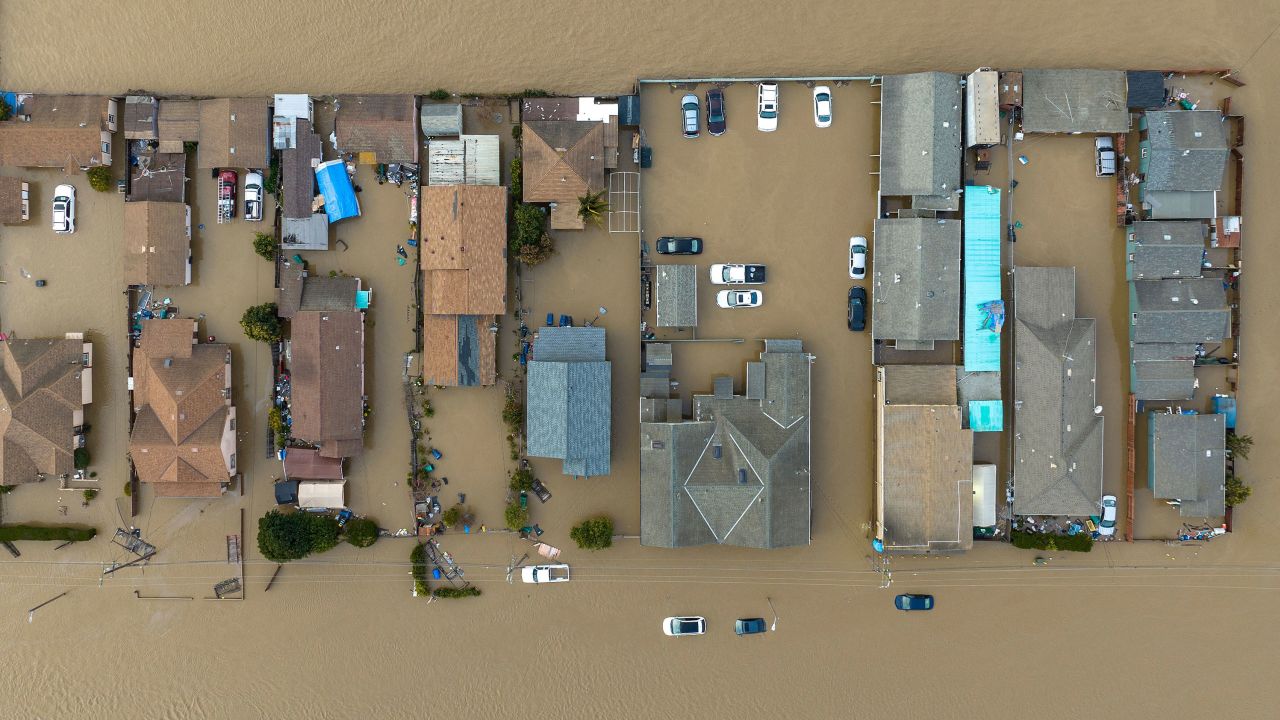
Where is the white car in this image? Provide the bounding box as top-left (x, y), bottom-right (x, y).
top-left (662, 616), bottom-right (706, 637)
top-left (716, 289), bottom-right (763, 309)
top-left (1097, 495), bottom-right (1118, 537)
top-left (51, 184), bottom-right (75, 234)
top-left (1095, 136), bottom-right (1117, 177)
top-left (680, 94), bottom-right (700, 139)
top-left (813, 85), bottom-right (833, 128)
top-left (709, 264), bottom-right (767, 285)
top-left (849, 236), bottom-right (867, 279)
top-left (520, 564), bottom-right (570, 584)
top-left (244, 171), bottom-right (264, 221)
top-left (757, 82), bottom-right (779, 132)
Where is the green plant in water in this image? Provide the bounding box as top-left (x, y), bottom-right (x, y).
top-left (253, 232), bottom-right (276, 261)
top-left (1226, 433), bottom-right (1253, 461)
top-left (576, 189), bottom-right (609, 227)
top-left (1226, 473), bottom-right (1252, 507)
top-left (504, 502), bottom-right (529, 531)
top-left (86, 166), bottom-right (112, 192)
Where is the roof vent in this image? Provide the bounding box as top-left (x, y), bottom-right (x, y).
top-left (713, 445), bottom-right (722, 460)
top-left (163, 358), bottom-right (173, 367)
top-left (738, 469), bottom-right (747, 484)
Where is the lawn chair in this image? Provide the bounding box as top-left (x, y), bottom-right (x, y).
top-left (546, 313), bottom-right (555, 326)
top-left (559, 314), bottom-right (572, 327)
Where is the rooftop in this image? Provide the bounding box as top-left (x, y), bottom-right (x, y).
top-left (1144, 110), bottom-right (1229, 192)
top-left (1130, 278), bottom-right (1230, 344)
top-left (197, 98), bottom-right (269, 169)
top-left (1127, 221), bottom-right (1206, 280)
top-left (289, 311), bottom-right (365, 458)
top-left (127, 151), bottom-right (187, 203)
top-left (336, 95), bottom-right (419, 164)
top-left (0, 176), bottom-right (29, 224)
top-left (654, 264), bottom-right (698, 327)
top-left (878, 72), bottom-right (963, 197)
top-left (123, 95), bottom-right (158, 140)
top-left (1021, 69), bottom-right (1129, 133)
top-left (871, 217), bottom-right (962, 344)
top-left (0, 336), bottom-right (90, 485)
top-left (276, 269), bottom-right (361, 320)
top-left (527, 327), bottom-right (610, 477)
top-left (282, 119), bottom-right (323, 219)
top-left (157, 99), bottom-right (200, 153)
top-left (123, 202), bottom-right (191, 287)
top-left (427, 135), bottom-right (500, 185)
top-left (420, 103), bottom-right (463, 137)
top-left (283, 447), bottom-right (344, 481)
top-left (521, 120), bottom-right (606, 230)
top-left (1131, 343), bottom-right (1198, 401)
top-left (1148, 412), bottom-right (1226, 518)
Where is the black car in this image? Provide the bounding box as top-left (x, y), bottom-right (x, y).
top-left (848, 286), bottom-right (867, 331)
top-left (706, 89), bottom-right (727, 136)
top-left (657, 236), bottom-right (703, 255)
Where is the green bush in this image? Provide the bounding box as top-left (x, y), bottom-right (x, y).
top-left (240, 303), bottom-right (282, 342)
top-left (511, 124), bottom-right (523, 143)
top-left (258, 510), bottom-right (313, 562)
top-left (509, 467), bottom-right (534, 492)
top-left (264, 155), bottom-right (281, 196)
top-left (1011, 530), bottom-right (1092, 552)
top-left (520, 89), bottom-right (551, 98)
top-left (82, 488), bottom-right (98, 503)
top-left (427, 89), bottom-right (451, 101)
top-left (0, 484), bottom-right (15, 495)
top-left (509, 157), bottom-right (522, 199)
top-left (1226, 473), bottom-right (1251, 507)
top-left (86, 166), bottom-right (112, 192)
top-left (501, 394), bottom-right (523, 431)
top-left (504, 501), bottom-right (529, 531)
top-left (570, 516), bottom-right (614, 551)
top-left (0, 98), bottom-right (11, 121)
top-left (307, 514), bottom-right (340, 554)
top-left (441, 505), bottom-right (462, 528)
top-left (517, 233), bottom-right (554, 265)
top-left (253, 232), bottom-right (276, 261)
top-left (344, 517), bottom-right (378, 548)
top-left (1226, 433), bottom-right (1253, 461)
top-left (410, 543), bottom-right (430, 596)
top-left (0, 525), bottom-right (96, 542)
top-left (122, 481), bottom-right (132, 497)
top-left (73, 447), bottom-right (90, 470)
top-left (510, 203), bottom-right (546, 252)
top-left (432, 586), bottom-right (481, 599)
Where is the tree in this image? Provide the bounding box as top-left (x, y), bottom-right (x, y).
top-left (241, 303), bottom-right (282, 342)
top-left (344, 517), bottom-right (378, 548)
top-left (1226, 473), bottom-right (1252, 507)
top-left (257, 510), bottom-right (313, 562)
top-left (307, 514), bottom-right (340, 554)
top-left (0, 98), bottom-right (12, 121)
top-left (510, 203), bottom-right (547, 252)
top-left (577, 189), bottom-right (609, 228)
top-left (517, 233), bottom-right (555, 266)
top-left (264, 156), bottom-right (281, 196)
top-left (1226, 433), bottom-right (1253, 461)
top-left (505, 501), bottom-right (529, 531)
top-left (441, 505), bottom-right (462, 528)
top-left (86, 165), bottom-right (112, 192)
top-left (509, 467), bottom-right (534, 492)
top-left (509, 157), bottom-right (523, 199)
top-left (570, 516), bottom-right (614, 551)
top-left (253, 232), bottom-right (276, 261)
top-left (73, 447), bottom-right (90, 470)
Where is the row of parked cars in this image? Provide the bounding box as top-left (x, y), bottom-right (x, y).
top-left (655, 235), bottom-right (768, 309)
top-left (663, 616), bottom-right (767, 636)
top-left (217, 169), bottom-right (265, 221)
top-left (680, 83), bottom-right (836, 138)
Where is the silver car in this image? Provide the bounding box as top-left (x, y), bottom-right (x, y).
top-left (681, 94), bottom-right (700, 138)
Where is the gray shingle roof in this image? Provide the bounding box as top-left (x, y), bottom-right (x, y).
top-left (878, 72), bottom-right (962, 197)
top-left (1148, 413), bottom-right (1225, 517)
top-left (420, 103), bottom-right (463, 137)
top-left (1144, 111), bottom-right (1228, 192)
top-left (1127, 221), bottom-right (1206, 280)
top-left (1131, 343), bottom-right (1198, 401)
top-left (1021, 69), bottom-right (1129, 133)
top-left (654, 264), bottom-right (698, 327)
top-left (871, 218), bottom-right (961, 343)
top-left (1131, 278), bottom-right (1229, 343)
top-left (1126, 71), bottom-right (1166, 110)
top-left (1142, 190), bottom-right (1218, 220)
top-left (527, 327), bottom-right (610, 477)
top-left (1012, 267), bottom-right (1103, 517)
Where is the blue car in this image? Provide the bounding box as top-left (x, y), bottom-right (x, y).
top-left (734, 618), bottom-right (767, 635)
top-left (894, 594), bottom-right (934, 611)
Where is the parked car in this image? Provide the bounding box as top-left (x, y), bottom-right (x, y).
top-left (681, 94), bottom-right (700, 139)
top-left (735, 618), bottom-right (767, 635)
top-left (709, 263), bottom-right (767, 285)
top-left (1095, 136), bottom-right (1117, 177)
top-left (848, 236), bottom-right (867, 279)
top-left (656, 236), bottom-right (703, 255)
top-left (217, 169), bottom-right (238, 221)
top-left (848, 286), bottom-right (867, 331)
top-left (757, 82), bottom-right (779, 132)
top-left (813, 85), bottom-right (833, 128)
top-left (1098, 495), bottom-right (1118, 537)
top-left (706, 88), bottom-right (727, 136)
top-left (244, 170), bottom-right (264, 221)
top-left (717, 289), bottom-right (763, 309)
top-left (895, 594), bottom-right (934, 611)
top-left (51, 184), bottom-right (75, 234)
top-left (663, 616), bottom-right (707, 636)
top-left (521, 564), bottom-right (570, 584)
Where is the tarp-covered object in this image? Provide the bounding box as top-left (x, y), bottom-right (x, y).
top-left (315, 159), bottom-right (360, 223)
top-left (298, 480), bottom-right (346, 509)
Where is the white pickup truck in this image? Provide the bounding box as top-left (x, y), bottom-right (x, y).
top-left (521, 563), bottom-right (570, 584)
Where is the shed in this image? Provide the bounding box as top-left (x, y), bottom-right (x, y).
top-left (655, 264), bottom-right (698, 327)
top-left (427, 135), bottom-right (500, 185)
top-left (420, 103), bottom-right (463, 138)
top-left (315, 160), bottom-right (360, 223)
top-left (0, 176), bottom-right (30, 225)
top-left (965, 69), bottom-right (1000, 147)
top-left (618, 95), bottom-right (641, 126)
top-left (298, 480), bottom-right (346, 509)
top-left (972, 464), bottom-right (997, 527)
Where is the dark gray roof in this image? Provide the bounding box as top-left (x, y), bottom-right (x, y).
top-left (527, 327), bottom-right (610, 477)
top-left (420, 103), bottom-right (463, 137)
top-left (1131, 278), bottom-right (1229, 343)
top-left (871, 218), bottom-right (961, 343)
top-left (1144, 111), bottom-right (1228, 192)
top-left (1021, 69), bottom-right (1128, 133)
top-left (654, 264), bottom-right (698, 327)
top-left (878, 72), bottom-right (962, 197)
top-left (1131, 343), bottom-right (1198, 401)
top-left (1012, 267), bottom-right (1103, 516)
top-left (640, 342), bottom-right (811, 549)
top-left (1127, 221), bottom-right (1205, 280)
top-left (1142, 189), bottom-right (1218, 220)
top-left (282, 120), bottom-right (323, 219)
top-left (1148, 413), bottom-right (1225, 517)
top-left (1127, 71), bottom-right (1166, 109)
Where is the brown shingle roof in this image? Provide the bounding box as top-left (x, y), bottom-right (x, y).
top-left (420, 185), bottom-right (507, 314)
top-left (197, 98), bottom-right (269, 169)
top-left (335, 95), bottom-right (418, 164)
top-left (275, 271), bottom-right (359, 319)
top-left (127, 151), bottom-right (187, 203)
top-left (0, 176), bottom-right (28, 224)
top-left (20, 95), bottom-right (114, 129)
top-left (0, 337), bottom-right (88, 485)
top-left (157, 99), bottom-right (200, 153)
top-left (283, 447), bottom-right (344, 481)
top-left (0, 126), bottom-right (109, 170)
top-left (138, 318), bottom-right (196, 359)
top-left (289, 311), bottom-right (365, 458)
top-left (282, 120), bottom-right (322, 219)
top-left (123, 96), bottom-right (158, 140)
top-left (521, 120), bottom-right (605, 226)
top-left (123, 202), bottom-right (190, 287)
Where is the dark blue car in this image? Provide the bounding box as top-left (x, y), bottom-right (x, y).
top-left (894, 594), bottom-right (934, 611)
top-left (734, 618), bottom-right (767, 635)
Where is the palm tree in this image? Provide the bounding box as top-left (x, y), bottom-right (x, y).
top-left (577, 190), bottom-right (609, 227)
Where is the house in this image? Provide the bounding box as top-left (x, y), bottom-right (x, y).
top-left (128, 319), bottom-right (236, 498)
top-left (640, 339), bottom-right (811, 549)
top-left (127, 151), bottom-right (187, 203)
top-left (876, 365), bottom-right (974, 554)
top-left (420, 103), bottom-right (463, 138)
top-left (1140, 110), bottom-right (1228, 220)
top-left (521, 118), bottom-right (607, 230)
top-left (1012, 266), bottom-right (1103, 517)
top-left (123, 201), bottom-right (192, 287)
top-left (654, 264), bottom-right (698, 328)
top-left (335, 95), bottom-right (419, 164)
top-left (1020, 69), bottom-right (1128, 133)
top-left (871, 217), bottom-right (962, 348)
top-left (1126, 221), bottom-right (1207, 280)
top-left (1147, 412), bottom-right (1226, 518)
top-left (281, 119), bottom-right (328, 250)
top-left (123, 96), bottom-right (158, 140)
top-left (0, 334), bottom-right (93, 485)
top-left (289, 310), bottom-right (366, 458)
top-left (1130, 342), bottom-right (1199, 402)
top-left (282, 447), bottom-right (345, 510)
top-left (878, 72), bottom-right (963, 198)
top-left (197, 98), bottom-right (269, 169)
top-left (0, 176), bottom-right (31, 224)
top-left (427, 135), bottom-right (500, 185)
top-left (156, 99), bottom-right (200, 154)
top-left (0, 94), bottom-right (117, 170)
top-left (1130, 278), bottom-right (1229, 344)
top-left (276, 268), bottom-right (367, 320)
top-left (420, 185), bottom-right (507, 386)
top-left (526, 326), bottom-right (611, 477)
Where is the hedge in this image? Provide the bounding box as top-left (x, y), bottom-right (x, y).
top-left (1011, 530), bottom-right (1092, 552)
top-left (432, 586), bottom-right (481, 599)
top-left (0, 525), bottom-right (96, 542)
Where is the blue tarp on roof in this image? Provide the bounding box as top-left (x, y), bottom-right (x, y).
top-left (315, 159), bottom-right (360, 223)
top-left (963, 186), bottom-right (1002, 372)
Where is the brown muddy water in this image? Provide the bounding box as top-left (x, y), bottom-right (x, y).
top-left (4, 1), bottom-right (1280, 718)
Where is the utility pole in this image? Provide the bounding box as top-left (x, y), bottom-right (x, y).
top-left (27, 591), bottom-right (69, 623)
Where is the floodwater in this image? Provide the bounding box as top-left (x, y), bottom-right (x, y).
top-left (4, 1), bottom-right (1280, 718)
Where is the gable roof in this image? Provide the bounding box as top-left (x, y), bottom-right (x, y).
top-left (283, 447), bottom-right (344, 481)
top-left (282, 119), bottom-right (323, 219)
top-left (526, 327), bottom-right (610, 477)
top-left (289, 311), bottom-right (365, 458)
top-left (0, 95), bottom-right (114, 170)
top-left (1131, 343), bottom-right (1198, 401)
top-left (0, 176), bottom-right (28, 224)
top-left (1144, 110), bottom-right (1228, 192)
top-left (157, 99), bottom-right (200, 153)
top-left (420, 103), bottom-right (463, 137)
top-left (1131, 278), bottom-right (1229, 343)
top-left (1127, 221), bottom-right (1206, 280)
top-left (521, 120), bottom-right (606, 228)
top-left (420, 185), bottom-right (508, 315)
top-left (138, 318), bottom-right (195, 359)
top-left (336, 95), bottom-right (419, 164)
top-left (0, 337), bottom-right (88, 484)
top-left (123, 96), bottom-right (158, 139)
top-left (275, 270), bottom-right (360, 320)
top-left (1021, 69), bottom-right (1129, 133)
top-left (879, 72), bottom-right (963, 197)
top-left (123, 202), bottom-right (191, 287)
top-left (1148, 412), bottom-right (1225, 517)
top-left (197, 98), bottom-right (269, 169)
top-left (871, 218), bottom-right (962, 342)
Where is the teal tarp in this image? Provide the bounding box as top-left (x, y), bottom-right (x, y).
top-left (964, 187), bottom-right (1002, 372)
top-left (969, 400), bottom-right (1004, 432)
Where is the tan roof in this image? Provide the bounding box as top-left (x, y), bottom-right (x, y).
top-left (521, 120), bottom-right (606, 228)
top-left (0, 126), bottom-right (107, 170)
top-left (123, 202), bottom-right (190, 287)
top-left (421, 315), bottom-right (497, 387)
top-left (157, 99), bottom-right (200, 153)
top-left (20, 95), bottom-right (114, 129)
top-left (283, 447), bottom-right (344, 481)
top-left (335, 95), bottom-right (418, 164)
top-left (0, 337), bottom-right (88, 484)
top-left (289, 311), bottom-right (365, 458)
top-left (420, 185), bottom-right (507, 315)
top-left (197, 98), bottom-right (269, 169)
top-left (138, 318), bottom-right (196, 359)
top-left (151, 481), bottom-right (225, 498)
top-left (0, 176), bottom-right (28, 224)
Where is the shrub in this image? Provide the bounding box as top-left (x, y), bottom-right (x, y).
top-left (441, 505), bottom-right (462, 528)
top-left (264, 155), bottom-right (281, 196)
top-left (253, 232), bottom-right (276, 261)
top-left (520, 89), bottom-right (551, 98)
top-left (0, 485), bottom-right (14, 495)
top-left (517, 233), bottom-right (555, 266)
top-left (501, 394), bottom-right (523, 431)
top-left (82, 488), bottom-right (98, 503)
top-left (410, 543), bottom-right (430, 596)
top-left (86, 166), bottom-right (112, 192)
top-left (1011, 530), bottom-right (1092, 552)
top-left (509, 467), bottom-right (534, 492)
top-left (0, 525), bottom-right (96, 542)
top-left (241, 303), bottom-right (282, 342)
top-left (0, 98), bottom-right (11, 121)
top-left (73, 448), bottom-right (90, 470)
top-left (432, 586), bottom-right (481, 599)
top-left (183, 140), bottom-right (197, 155)
top-left (505, 501), bottom-right (529, 531)
top-left (1226, 473), bottom-right (1252, 507)
top-left (510, 203), bottom-right (547, 253)
top-left (509, 157), bottom-right (522, 199)
top-left (577, 189), bottom-right (609, 228)
top-left (511, 125), bottom-right (523, 143)
top-left (427, 89), bottom-right (451, 101)
top-left (344, 517), bottom-right (379, 548)
top-left (1226, 433), bottom-right (1253, 461)
top-left (570, 516), bottom-right (614, 551)
top-left (123, 481), bottom-right (132, 497)
top-left (307, 514), bottom-right (340, 554)
top-left (422, 399), bottom-right (435, 418)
